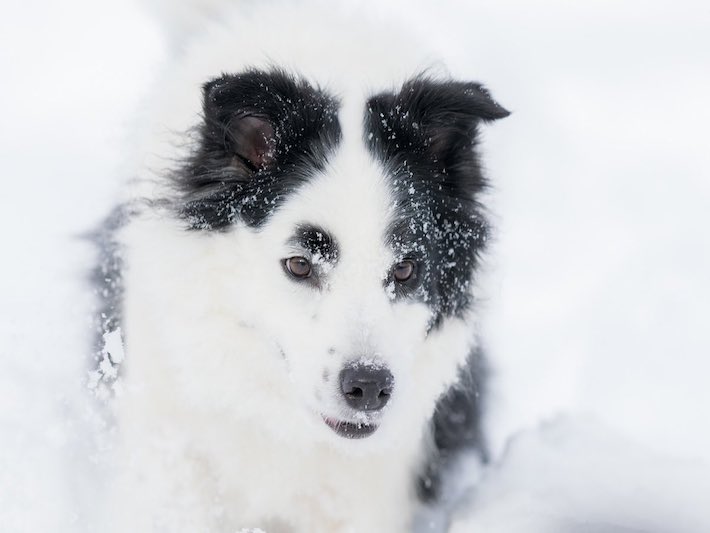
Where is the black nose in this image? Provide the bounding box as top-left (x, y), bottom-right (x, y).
top-left (339, 363), bottom-right (394, 412)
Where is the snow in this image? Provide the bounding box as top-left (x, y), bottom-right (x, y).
top-left (1, 0), bottom-right (709, 531)
top-left (450, 416), bottom-right (710, 532)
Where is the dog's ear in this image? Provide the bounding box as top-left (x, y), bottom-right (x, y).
top-left (217, 112), bottom-right (275, 169)
top-left (202, 76), bottom-right (278, 170)
top-left (179, 69), bottom-right (341, 229)
top-left (420, 81), bottom-right (509, 164)
top-left (367, 77), bottom-right (509, 168)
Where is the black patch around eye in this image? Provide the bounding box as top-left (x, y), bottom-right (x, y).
top-left (384, 239), bottom-right (428, 301)
top-left (365, 74), bottom-right (505, 327)
top-left (388, 259), bottom-right (422, 300)
top-left (283, 224), bottom-right (339, 290)
top-left (288, 224), bottom-right (339, 265)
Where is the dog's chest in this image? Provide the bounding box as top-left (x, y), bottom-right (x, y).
top-left (200, 429), bottom-right (417, 532)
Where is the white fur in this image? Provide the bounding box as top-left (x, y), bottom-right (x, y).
top-left (108, 3), bottom-right (480, 532)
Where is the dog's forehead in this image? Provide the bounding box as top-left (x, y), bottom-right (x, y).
top-left (273, 95), bottom-right (397, 265)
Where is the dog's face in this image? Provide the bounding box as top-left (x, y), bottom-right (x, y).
top-left (175, 69), bottom-right (507, 449)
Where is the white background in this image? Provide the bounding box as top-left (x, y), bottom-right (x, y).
top-left (1, 0), bottom-right (709, 530)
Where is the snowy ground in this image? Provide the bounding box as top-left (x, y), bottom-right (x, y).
top-left (1, 0), bottom-right (709, 531)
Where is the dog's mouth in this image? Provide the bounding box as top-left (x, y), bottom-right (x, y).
top-left (322, 416), bottom-right (378, 439)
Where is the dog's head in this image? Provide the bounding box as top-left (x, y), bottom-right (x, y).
top-left (174, 68), bottom-right (507, 450)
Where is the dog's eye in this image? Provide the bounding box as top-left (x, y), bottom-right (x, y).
top-left (393, 260), bottom-right (416, 283)
top-left (285, 256), bottom-right (312, 278)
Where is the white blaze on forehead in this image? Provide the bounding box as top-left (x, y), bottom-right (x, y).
top-left (270, 92), bottom-right (397, 285)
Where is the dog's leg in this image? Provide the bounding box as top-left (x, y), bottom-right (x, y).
top-left (413, 347), bottom-right (488, 532)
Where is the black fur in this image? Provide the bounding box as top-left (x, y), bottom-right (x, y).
top-left (287, 224), bottom-right (339, 265)
top-left (88, 204), bottom-right (130, 391)
top-left (365, 75), bottom-right (509, 328)
top-left (417, 347), bottom-right (488, 504)
top-left (176, 68), bottom-right (342, 230)
top-left (285, 224), bottom-right (340, 290)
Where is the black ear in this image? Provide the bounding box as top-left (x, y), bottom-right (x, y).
top-left (366, 76), bottom-right (509, 168)
top-left (225, 114), bottom-right (275, 169)
top-left (424, 82), bottom-right (509, 162)
top-left (202, 76), bottom-right (277, 170)
top-left (177, 69), bottom-right (342, 230)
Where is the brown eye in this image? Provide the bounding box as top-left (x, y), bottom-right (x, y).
top-left (393, 260), bottom-right (416, 283)
top-left (285, 256), bottom-right (312, 278)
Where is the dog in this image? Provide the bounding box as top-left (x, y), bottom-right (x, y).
top-left (92, 3), bottom-right (508, 532)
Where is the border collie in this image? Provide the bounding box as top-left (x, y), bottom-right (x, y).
top-left (92, 3), bottom-right (508, 532)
